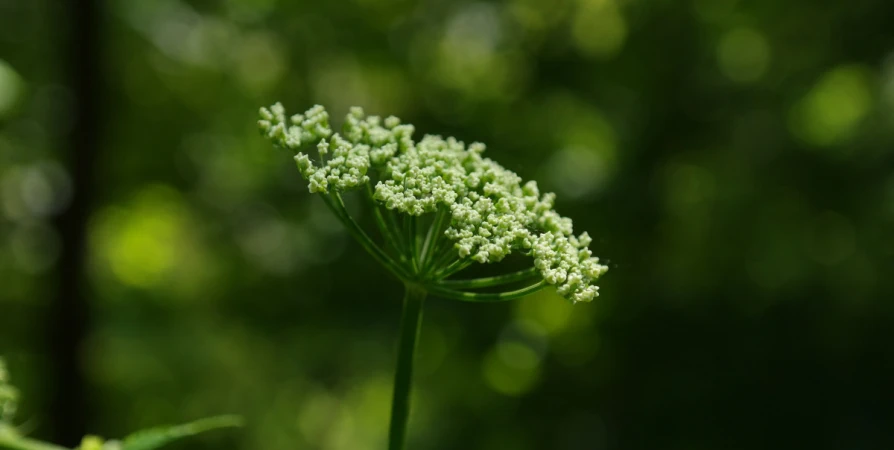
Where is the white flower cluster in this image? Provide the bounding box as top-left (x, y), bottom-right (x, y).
top-left (259, 103), bottom-right (331, 150)
top-left (533, 232), bottom-right (609, 303)
top-left (258, 104), bottom-right (608, 302)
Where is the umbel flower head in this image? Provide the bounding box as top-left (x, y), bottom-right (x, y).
top-left (259, 103), bottom-right (607, 303)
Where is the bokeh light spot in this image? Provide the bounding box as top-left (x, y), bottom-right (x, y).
top-left (21, 161), bottom-right (72, 217)
top-left (482, 320), bottom-right (548, 396)
top-left (105, 195), bottom-right (181, 286)
top-left (717, 27), bottom-right (771, 83)
top-left (423, 3), bottom-right (527, 102)
top-left (571, 0), bottom-right (627, 59)
top-left (1, 161), bottom-right (72, 221)
top-left (234, 32), bottom-right (286, 94)
top-left (236, 212), bottom-right (296, 275)
top-left (789, 65), bottom-right (874, 148)
top-left (482, 347), bottom-right (541, 396)
top-left (0, 59), bottom-right (23, 118)
top-left (90, 185), bottom-right (211, 296)
top-left (311, 57), bottom-right (411, 116)
top-left (348, 375), bottom-right (391, 444)
top-left (546, 147), bottom-right (611, 200)
top-left (508, 0), bottom-right (564, 32)
top-left (297, 387), bottom-right (339, 444)
top-left (498, 339), bottom-right (542, 370)
top-left (515, 290), bottom-right (574, 335)
top-left (543, 94), bottom-right (618, 199)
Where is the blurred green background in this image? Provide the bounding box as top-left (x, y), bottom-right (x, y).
top-left (1, 0), bottom-right (893, 449)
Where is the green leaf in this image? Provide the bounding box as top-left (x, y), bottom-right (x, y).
top-left (119, 416), bottom-right (242, 450)
top-left (0, 433), bottom-right (70, 450)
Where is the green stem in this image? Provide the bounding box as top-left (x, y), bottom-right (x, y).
top-left (367, 185), bottom-right (407, 262)
top-left (435, 258), bottom-right (473, 279)
top-left (436, 267), bottom-right (540, 289)
top-left (322, 193), bottom-right (411, 281)
top-left (424, 243), bottom-right (457, 277)
top-left (427, 280), bottom-right (548, 302)
top-left (384, 208), bottom-right (407, 251)
top-left (419, 208), bottom-right (447, 271)
top-left (407, 215), bottom-right (419, 273)
top-left (388, 284), bottom-right (426, 450)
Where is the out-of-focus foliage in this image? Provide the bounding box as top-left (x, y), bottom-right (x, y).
top-left (0, 358), bottom-right (17, 430)
top-left (0, 0), bottom-right (892, 449)
top-left (0, 358), bottom-right (239, 450)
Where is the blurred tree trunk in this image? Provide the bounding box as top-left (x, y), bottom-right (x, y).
top-left (49, 0), bottom-right (101, 445)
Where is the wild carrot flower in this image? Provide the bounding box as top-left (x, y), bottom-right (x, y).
top-left (259, 103), bottom-right (608, 450)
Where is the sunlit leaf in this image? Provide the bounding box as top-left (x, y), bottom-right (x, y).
top-left (0, 434), bottom-right (70, 450)
top-left (119, 416), bottom-right (242, 450)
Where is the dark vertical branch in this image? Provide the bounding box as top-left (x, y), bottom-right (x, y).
top-left (49, 0), bottom-right (101, 445)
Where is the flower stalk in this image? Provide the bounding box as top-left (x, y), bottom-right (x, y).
top-left (388, 284), bottom-right (426, 450)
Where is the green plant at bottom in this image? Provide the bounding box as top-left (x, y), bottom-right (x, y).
top-left (258, 103), bottom-right (609, 450)
top-left (0, 358), bottom-right (240, 450)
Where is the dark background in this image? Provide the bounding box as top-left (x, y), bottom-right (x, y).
top-left (1, 0), bottom-right (893, 449)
